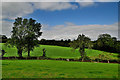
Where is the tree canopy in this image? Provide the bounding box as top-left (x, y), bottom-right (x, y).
top-left (94, 33), bottom-right (118, 53)
top-left (7, 17), bottom-right (42, 57)
top-left (69, 34), bottom-right (92, 61)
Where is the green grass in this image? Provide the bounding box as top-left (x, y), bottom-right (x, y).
top-left (0, 43), bottom-right (118, 60)
top-left (2, 60), bottom-right (118, 78)
top-left (1, 43), bottom-right (118, 78)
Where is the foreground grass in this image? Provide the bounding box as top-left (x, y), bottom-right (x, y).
top-left (2, 60), bottom-right (118, 78)
top-left (1, 43), bottom-right (118, 59)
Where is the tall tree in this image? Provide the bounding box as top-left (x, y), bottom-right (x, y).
top-left (7, 17), bottom-right (42, 57)
top-left (7, 17), bottom-right (26, 57)
top-left (69, 34), bottom-right (92, 61)
top-left (24, 18), bottom-right (42, 57)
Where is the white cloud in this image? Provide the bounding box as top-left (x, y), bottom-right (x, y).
top-left (33, 2), bottom-right (78, 11)
top-left (1, 20), bottom-right (118, 40)
top-left (0, 20), bottom-right (13, 37)
top-left (3, 1), bottom-right (118, 20)
top-left (2, 0), bottom-right (119, 2)
top-left (2, 0), bottom-right (74, 2)
top-left (41, 22), bottom-right (118, 40)
top-left (75, 0), bottom-right (95, 7)
top-left (76, 0), bottom-right (119, 7)
top-left (2, 2), bottom-right (78, 20)
top-left (96, 0), bottom-right (119, 2)
top-left (1, 2), bottom-right (119, 40)
top-left (2, 2), bottom-right (34, 20)
top-left (78, 2), bottom-right (94, 7)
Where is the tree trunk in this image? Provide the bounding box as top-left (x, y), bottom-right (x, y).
top-left (97, 60), bottom-right (99, 63)
top-left (43, 49), bottom-right (46, 57)
top-left (28, 50), bottom-right (30, 57)
top-left (81, 58), bottom-right (84, 62)
top-left (18, 49), bottom-right (22, 58)
top-left (80, 47), bottom-right (85, 62)
top-left (43, 52), bottom-right (45, 57)
top-left (108, 60), bottom-right (109, 63)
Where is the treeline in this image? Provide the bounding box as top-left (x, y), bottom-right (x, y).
top-left (39, 39), bottom-right (71, 47)
top-left (92, 34), bottom-right (120, 53)
top-left (39, 34), bottom-right (120, 53)
top-left (92, 40), bottom-right (120, 53)
top-left (1, 34), bottom-right (120, 53)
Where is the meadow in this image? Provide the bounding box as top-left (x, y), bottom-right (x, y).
top-left (1, 43), bottom-right (118, 60)
top-left (1, 43), bottom-right (119, 78)
top-left (2, 60), bottom-right (118, 78)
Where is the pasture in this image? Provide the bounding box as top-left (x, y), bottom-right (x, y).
top-left (2, 60), bottom-right (118, 78)
top-left (1, 43), bottom-right (118, 60)
top-left (1, 43), bottom-right (119, 78)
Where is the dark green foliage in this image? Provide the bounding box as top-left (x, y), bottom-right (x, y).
top-left (0, 35), bottom-right (7, 43)
top-left (39, 39), bottom-right (71, 47)
top-left (69, 34), bottom-right (92, 61)
top-left (93, 33), bottom-right (120, 53)
top-left (23, 18), bottom-right (42, 57)
top-left (7, 17), bottom-right (42, 57)
top-left (42, 48), bottom-right (46, 57)
top-left (7, 17), bottom-right (27, 57)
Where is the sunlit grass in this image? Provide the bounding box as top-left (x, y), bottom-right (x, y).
top-left (2, 60), bottom-right (118, 78)
top-left (1, 43), bottom-right (118, 60)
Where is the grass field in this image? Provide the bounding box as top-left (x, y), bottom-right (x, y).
top-left (0, 43), bottom-right (118, 60)
top-left (1, 43), bottom-right (119, 78)
top-left (2, 60), bottom-right (118, 78)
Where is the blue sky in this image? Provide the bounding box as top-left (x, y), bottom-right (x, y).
top-left (1, 2), bottom-right (119, 40)
top-left (25, 2), bottom-right (118, 26)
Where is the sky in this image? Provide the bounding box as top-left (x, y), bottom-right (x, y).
top-left (1, 0), bottom-right (119, 40)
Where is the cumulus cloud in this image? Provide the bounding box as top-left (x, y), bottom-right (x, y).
top-left (1, 2), bottom-right (119, 40)
top-left (33, 2), bottom-right (78, 11)
top-left (2, 2), bottom-right (78, 20)
top-left (2, 2), bottom-right (34, 20)
top-left (2, 1), bottom-right (118, 20)
top-left (41, 22), bottom-right (118, 40)
top-left (1, 20), bottom-right (118, 40)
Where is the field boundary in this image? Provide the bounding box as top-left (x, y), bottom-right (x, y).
top-left (1, 78), bottom-right (119, 80)
top-left (0, 56), bottom-right (119, 63)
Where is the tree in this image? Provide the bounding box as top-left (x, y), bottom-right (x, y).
top-left (89, 56), bottom-right (96, 62)
top-left (104, 53), bottom-right (112, 63)
top-left (98, 54), bottom-right (105, 62)
top-left (69, 34), bottom-right (92, 62)
top-left (115, 41), bottom-right (120, 53)
top-left (42, 48), bottom-right (46, 57)
top-left (7, 17), bottom-right (42, 57)
top-left (98, 53), bottom-right (111, 63)
top-left (23, 18), bottom-right (42, 57)
top-left (7, 17), bottom-right (26, 57)
top-left (96, 34), bottom-right (116, 52)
